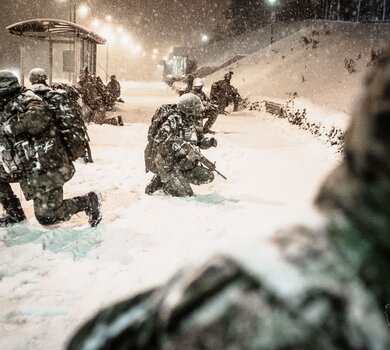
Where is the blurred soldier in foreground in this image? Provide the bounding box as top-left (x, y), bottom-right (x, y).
top-left (210, 71), bottom-right (243, 113)
top-left (77, 69), bottom-right (123, 126)
top-left (68, 49), bottom-right (390, 348)
top-left (106, 74), bottom-right (122, 110)
top-left (192, 78), bottom-right (219, 134)
top-left (144, 93), bottom-right (221, 197)
top-left (0, 70), bottom-right (102, 227)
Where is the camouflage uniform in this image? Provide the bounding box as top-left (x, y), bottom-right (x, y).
top-left (144, 94), bottom-right (217, 197)
top-left (68, 51), bottom-right (390, 349)
top-left (52, 81), bottom-right (81, 108)
top-left (77, 73), bottom-right (122, 126)
top-left (192, 81), bottom-right (219, 134)
top-left (0, 70), bottom-right (102, 227)
top-left (51, 81), bottom-right (93, 163)
top-left (210, 71), bottom-right (241, 113)
top-left (106, 75), bottom-right (121, 110)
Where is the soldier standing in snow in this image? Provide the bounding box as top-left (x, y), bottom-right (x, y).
top-left (77, 69), bottom-right (123, 126)
top-left (106, 74), bottom-right (121, 110)
top-left (210, 71), bottom-right (242, 113)
top-left (0, 70), bottom-right (102, 227)
top-left (68, 49), bottom-right (390, 349)
top-left (191, 77), bottom-right (219, 134)
top-left (144, 93), bottom-right (218, 196)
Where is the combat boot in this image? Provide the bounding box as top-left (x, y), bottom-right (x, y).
top-left (0, 197), bottom-right (26, 227)
top-left (145, 175), bottom-right (163, 195)
top-left (117, 115), bottom-right (124, 126)
top-left (74, 191), bottom-right (102, 227)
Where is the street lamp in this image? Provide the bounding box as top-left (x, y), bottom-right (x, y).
top-left (78, 3), bottom-right (90, 18)
top-left (100, 24), bottom-right (116, 82)
top-left (201, 34), bottom-right (209, 43)
top-left (91, 19), bottom-right (100, 29)
top-left (56, 0), bottom-right (77, 22)
top-left (268, 0), bottom-right (277, 44)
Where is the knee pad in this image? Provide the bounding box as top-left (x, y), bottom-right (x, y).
top-left (35, 213), bottom-right (57, 226)
top-left (163, 177), bottom-right (193, 197)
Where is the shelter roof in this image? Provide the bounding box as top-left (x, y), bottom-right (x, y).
top-left (6, 18), bottom-right (106, 44)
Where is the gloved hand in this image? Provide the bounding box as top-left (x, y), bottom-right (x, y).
top-left (200, 137), bottom-right (218, 149)
top-left (180, 152), bottom-right (198, 170)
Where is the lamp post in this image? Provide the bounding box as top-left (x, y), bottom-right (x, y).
top-left (268, 0), bottom-right (276, 44)
top-left (106, 42), bottom-right (109, 82)
top-left (70, 0), bottom-right (77, 23)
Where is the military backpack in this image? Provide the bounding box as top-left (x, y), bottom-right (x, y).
top-left (144, 104), bottom-right (177, 173)
top-left (36, 86), bottom-right (91, 162)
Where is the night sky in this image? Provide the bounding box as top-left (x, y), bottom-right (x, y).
top-left (0, 0), bottom-right (230, 69)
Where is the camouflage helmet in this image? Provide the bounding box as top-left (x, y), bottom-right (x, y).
top-left (178, 93), bottom-right (205, 116)
top-left (0, 70), bottom-right (20, 96)
top-left (29, 68), bottom-right (48, 84)
top-left (224, 71), bottom-right (233, 80)
top-left (183, 74), bottom-right (194, 83)
top-left (193, 78), bottom-right (204, 88)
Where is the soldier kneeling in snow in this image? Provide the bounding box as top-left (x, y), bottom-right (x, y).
top-left (144, 93), bottom-right (218, 197)
top-left (0, 70), bottom-right (102, 227)
top-left (77, 69), bottom-right (123, 126)
top-left (68, 50), bottom-right (390, 349)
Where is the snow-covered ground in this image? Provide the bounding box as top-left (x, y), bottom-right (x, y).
top-left (0, 80), bottom-right (340, 349)
top-left (2, 19), bottom-right (386, 349)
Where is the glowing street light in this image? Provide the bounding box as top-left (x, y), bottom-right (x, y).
top-left (120, 34), bottom-right (132, 46)
top-left (131, 44), bottom-right (142, 54)
top-left (99, 22), bottom-right (116, 83)
top-left (78, 3), bottom-right (89, 18)
top-left (91, 18), bottom-right (100, 29)
top-left (100, 25), bottom-right (116, 43)
top-left (105, 15), bottom-right (112, 22)
top-left (201, 34), bottom-right (209, 43)
top-left (152, 48), bottom-right (158, 54)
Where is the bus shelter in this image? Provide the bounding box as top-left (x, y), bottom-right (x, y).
top-left (6, 18), bottom-right (106, 86)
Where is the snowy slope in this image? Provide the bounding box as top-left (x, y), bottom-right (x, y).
top-left (201, 21), bottom-right (390, 113)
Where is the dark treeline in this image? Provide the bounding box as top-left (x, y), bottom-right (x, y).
top-left (212, 0), bottom-right (389, 39)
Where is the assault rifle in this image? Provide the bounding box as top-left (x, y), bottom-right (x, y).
top-left (183, 142), bottom-right (227, 180)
